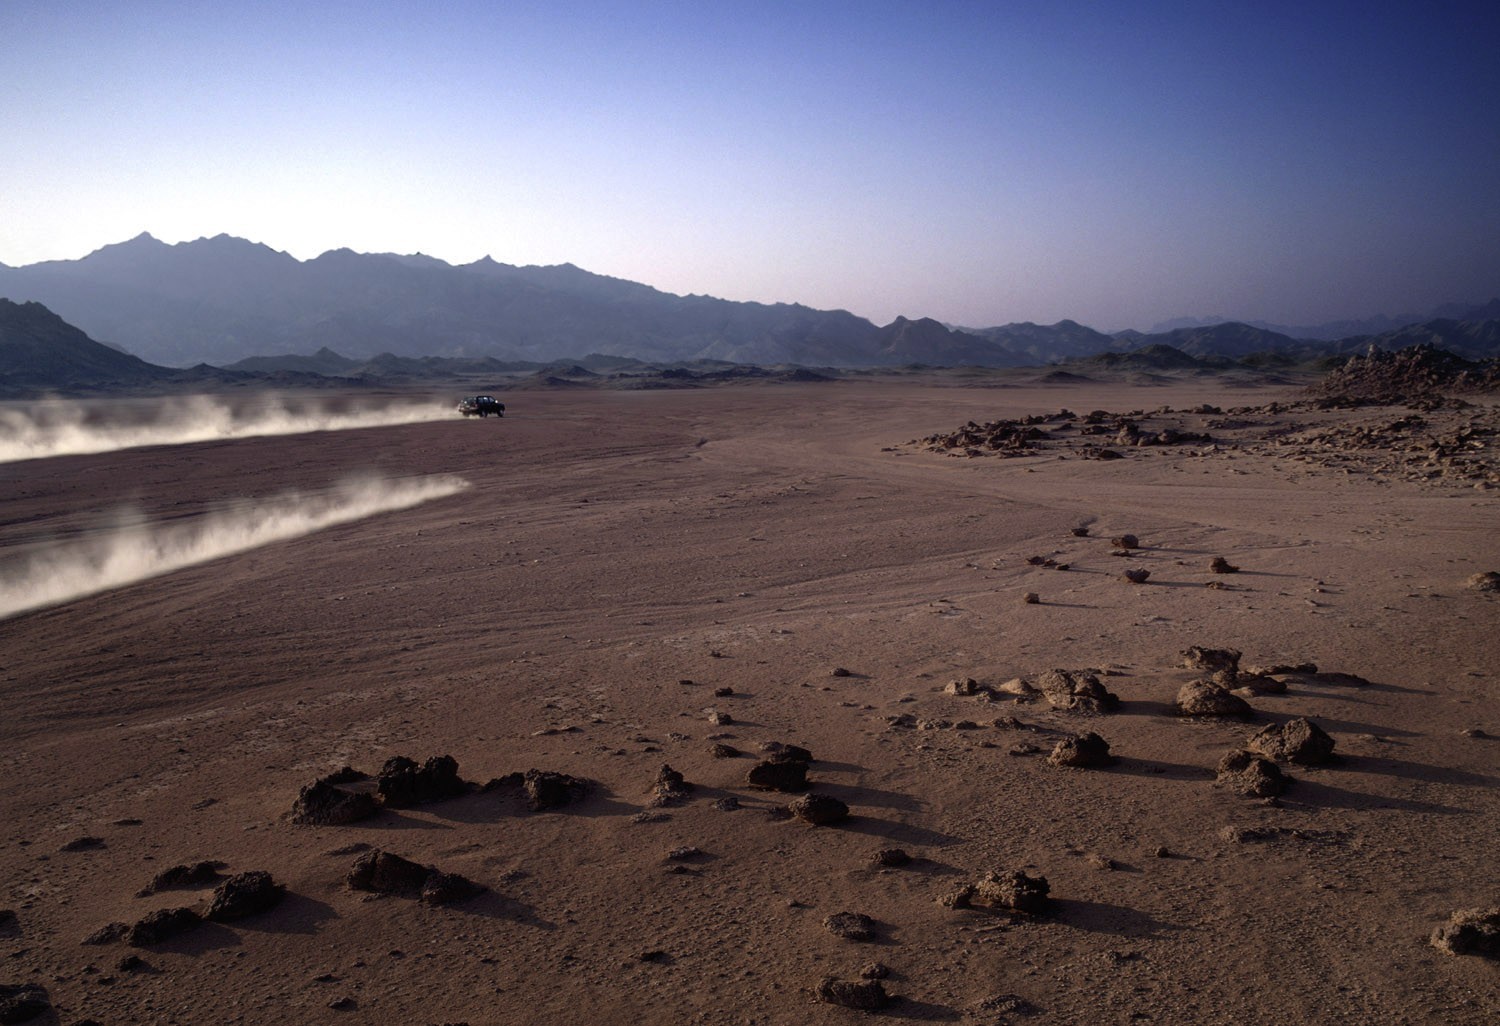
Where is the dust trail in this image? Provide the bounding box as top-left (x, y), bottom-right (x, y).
top-left (0, 395), bottom-right (456, 464)
top-left (0, 474), bottom-right (470, 620)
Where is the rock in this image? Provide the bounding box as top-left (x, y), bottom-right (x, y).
top-left (1036, 669), bottom-right (1120, 714)
top-left (972, 870), bottom-right (1051, 914)
top-left (376, 755), bottom-right (466, 807)
top-left (206, 871), bottom-right (284, 922)
top-left (995, 677), bottom-right (1039, 698)
top-left (1086, 853), bottom-right (1116, 871)
top-left (1022, 592), bottom-right (1040, 604)
top-left (0, 910), bottom-right (14, 934)
top-left (291, 774), bottom-right (379, 826)
top-left (1122, 568), bottom-right (1150, 583)
top-left (1234, 672), bottom-right (1287, 695)
top-left (1431, 908), bottom-right (1500, 957)
top-left (82, 922), bottom-right (128, 945)
top-left (713, 686), bottom-right (734, 697)
top-left (1112, 534), bottom-right (1139, 549)
top-left (1465, 571), bottom-right (1500, 592)
top-left (650, 764), bottom-right (694, 806)
top-left (707, 709), bottom-right (733, 725)
top-left (746, 759), bottom-right (808, 792)
top-left (126, 907), bottom-right (202, 947)
top-left (946, 677), bottom-right (982, 696)
top-left (1176, 680), bottom-right (1253, 718)
top-left (60, 835), bottom-right (105, 852)
top-left (1048, 732), bottom-right (1115, 768)
top-left (523, 769), bottom-right (588, 810)
top-left (1071, 526), bottom-right (1090, 537)
top-left (420, 871), bottom-right (483, 906)
top-left (831, 667), bottom-right (852, 677)
top-left (1248, 718), bottom-right (1336, 765)
top-left (137, 860), bottom-right (223, 895)
top-left (815, 977), bottom-right (890, 1010)
top-left (116, 955), bottom-right (145, 972)
top-left (1246, 661), bottom-right (1317, 676)
top-left (823, 911), bottom-right (876, 940)
top-left (1215, 750), bottom-right (1289, 797)
top-left (1179, 646), bottom-right (1243, 675)
top-left (347, 850), bottom-right (431, 895)
top-left (708, 743), bottom-right (740, 758)
top-left (1209, 556), bottom-right (1240, 573)
top-left (0, 983), bottom-right (50, 1024)
top-left (860, 962), bottom-right (891, 979)
top-left (873, 848), bottom-right (912, 867)
top-left (763, 742), bottom-right (814, 764)
top-left (789, 792), bottom-right (849, 826)
top-left (711, 796), bottom-right (741, 812)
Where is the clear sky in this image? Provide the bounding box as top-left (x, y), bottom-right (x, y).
top-left (3, 1), bottom-right (1497, 331)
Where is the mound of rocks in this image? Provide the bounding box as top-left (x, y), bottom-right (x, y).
top-left (347, 850), bottom-right (482, 906)
top-left (1216, 750), bottom-right (1289, 798)
top-left (1248, 718), bottom-right (1336, 765)
top-left (137, 860), bottom-right (224, 895)
top-left (789, 792), bottom-right (849, 826)
top-left (1048, 732), bottom-right (1115, 768)
top-left (972, 870), bottom-right (1052, 914)
top-left (291, 768), bottom-right (378, 826)
top-left (521, 769), bottom-right (588, 811)
top-left (1430, 907), bottom-right (1500, 958)
top-left (376, 755), bottom-right (467, 807)
top-left (1036, 669), bottom-right (1120, 714)
top-left (1176, 680), bottom-right (1253, 718)
top-left (823, 911), bottom-right (876, 941)
top-left (816, 976), bottom-right (890, 1010)
top-left (206, 871), bottom-right (284, 923)
top-left (748, 745), bottom-right (813, 792)
top-left (650, 764), bottom-right (694, 806)
top-left (1308, 344), bottom-right (1500, 404)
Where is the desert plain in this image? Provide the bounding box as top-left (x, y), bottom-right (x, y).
top-left (0, 376), bottom-right (1496, 1025)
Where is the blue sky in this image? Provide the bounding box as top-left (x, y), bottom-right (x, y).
top-left (3, 1), bottom-right (1497, 330)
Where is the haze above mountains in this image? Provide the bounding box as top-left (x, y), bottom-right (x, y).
top-left (1, 233), bottom-right (1497, 373)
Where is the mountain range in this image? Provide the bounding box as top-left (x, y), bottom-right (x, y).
top-left (1, 233), bottom-right (1496, 369)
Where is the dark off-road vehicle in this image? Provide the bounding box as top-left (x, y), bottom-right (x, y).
top-left (457, 396), bottom-right (505, 417)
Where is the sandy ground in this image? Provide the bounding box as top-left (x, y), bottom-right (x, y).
top-left (1, 379), bottom-right (1496, 1025)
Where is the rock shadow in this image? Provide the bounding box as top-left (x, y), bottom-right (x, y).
top-left (827, 814), bottom-right (963, 848)
top-left (232, 892), bottom-right (337, 937)
top-left (1279, 779), bottom-right (1472, 816)
top-left (1053, 898), bottom-right (1183, 939)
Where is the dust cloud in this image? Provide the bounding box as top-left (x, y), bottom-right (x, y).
top-left (0, 395), bottom-right (456, 464)
top-left (0, 474), bottom-right (471, 620)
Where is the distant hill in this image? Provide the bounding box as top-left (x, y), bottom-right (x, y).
top-left (0, 298), bottom-right (176, 393)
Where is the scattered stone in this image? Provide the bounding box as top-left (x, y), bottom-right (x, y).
top-left (1246, 661), bottom-right (1318, 676)
top-left (708, 742), bottom-right (740, 758)
top-left (0, 910), bottom-right (14, 933)
top-left (823, 911), bottom-right (876, 940)
top-left (1048, 732), bottom-right (1116, 768)
top-left (1086, 853), bottom-right (1116, 871)
top-left (873, 848), bottom-right (912, 867)
top-left (1466, 571), bottom-right (1500, 592)
top-left (1248, 718), bottom-right (1336, 765)
top-left (1071, 526), bottom-right (1090, 537)
top-left (954, 719), bottom-right (981, 730)
top-left (82, 922), bottom-right (129, 945)
top-left (291, 770), bottom-right (378, 826)
top-left (1112, 534), bottom-right (1139, 549)
top-left (711, 796), bottom-right (741, 812)
top-left (347, 850), bottom-right (432, 895)
top-left (713, 686), bottom-right (734, 697)
top-left (328, 996), bottom-right (356, 1010)
top-left (1234, 672), bottom-right (1287, 695)
top-left (665, 846), bottom-right (704, 862)
top-left (972, 870), bottom-right (1051, 914)
top-left (636, 949), bottom-right (668, 963)
top-left (420, 871), bottom-right (483, 906)
top-left (1215, 750), bottom-right (1289, 798)
top-left (116, 954), bottom-right (145, 973)
top-left (1122, 568), bottom-right (1150, 584)
top-left (815, 977), bottom-right (890, 1010)
top-left (126, 907), bottom-right (202, 947)
top-left (789, 792), bottom-right (849, 826)
top-left (707, 709), bottom-right (733, 726)
top-left (762, 742), bottom-right (814, 764)
top-left (1036, 669), bottom-right (1120, 714)
top-left (940, 884), bottom-right (976, 909)
top-left (60, 835), bottom-right (105, 852)
top-left (831, 667), bottom-right (852, 677)
top-left (138, 860), bottom-right (224, 896)
top-left (995, 678), bottom-right (1039, 698)
top-left (1461, 727), bottom-right (1491, 739)
top-left (1209, 556), bottom-right (1240, 573)
top-left (747, 760), bottom-right (808, 792)
top-left (523, 769), bottom-right (588, 811)
top-left (1022, 592), bottom-right (1040, 604)
top-left (1430, 908), bottom-right (1500, 958)
top-left (1008, 743), bottom-right (1044, 756)
top-left (1176, 680), bottom-right (1253, 718)
top-left (1179, 646), bottom-right (1242, 675)
top-left (0, 983), bottom-right (50, 1024)
top-left (205, 871), bottom-right (284, 922)
top-left (860, 962), bottom-right (891, 980)
top-left (376, 755), bottom-right (467, 807)
top-left (946, 677), bottom-right (982, 696)
top-left (1153, 846), bottom-right (1171, 858)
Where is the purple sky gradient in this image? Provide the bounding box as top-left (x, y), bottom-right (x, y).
top-left (2, 1), bottom-right (1497, 330)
